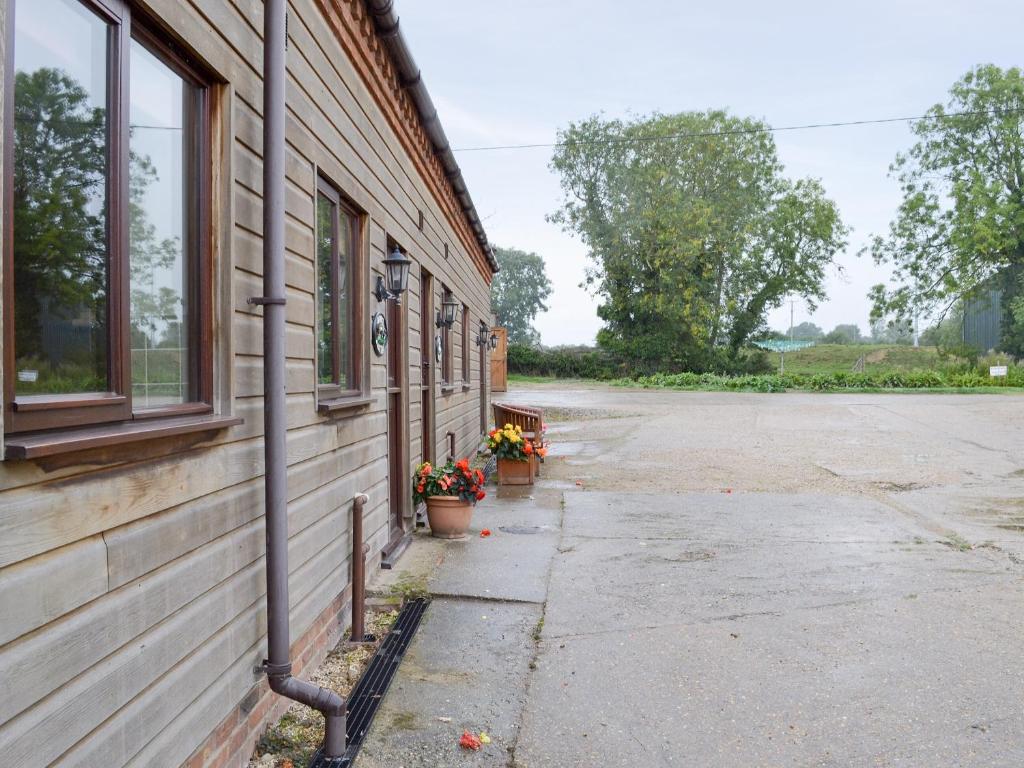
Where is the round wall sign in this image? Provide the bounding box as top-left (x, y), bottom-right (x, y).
top-left (371, 312), bottom-right (388, 356)
top-left (434, 334), bottom-right (443, 363)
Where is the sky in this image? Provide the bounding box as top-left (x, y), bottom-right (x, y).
top-left (398, 0), bottom-right (1024, 346)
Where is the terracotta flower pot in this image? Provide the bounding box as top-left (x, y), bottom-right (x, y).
top-left (497, 457), bottom-right (533, 486)
top-left (425, 496), bottom-right (474, 539)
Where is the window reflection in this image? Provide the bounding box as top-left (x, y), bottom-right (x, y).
top-left (337, 213), bottom-right (351, 388)
top-left (317, 192), bottom-right (336, 385)
top-left (128, 38), bottom-right (194, 407)
top-left (12, 0), bottom-right (109, 395)
top-left (316, 186), bottom-right (355, 391)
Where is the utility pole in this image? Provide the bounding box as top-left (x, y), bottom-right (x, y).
top-left (789, 298), bottom-right (795, 342)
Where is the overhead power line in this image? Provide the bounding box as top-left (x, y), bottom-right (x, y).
top-left (449, 106), bottom-right (1024, 153)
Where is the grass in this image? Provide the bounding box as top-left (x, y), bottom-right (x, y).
top-left (508, 373), bottom-right (560, 384)
top-left (508, 344), bottom-right (1024, 394)
top-left (387, 571), bottom-right (430, 602)
top-left (773, 344), bottom-right (944, 375)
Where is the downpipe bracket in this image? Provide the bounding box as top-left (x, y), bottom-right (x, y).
top-left (258, 660), bottom-right (293, 678)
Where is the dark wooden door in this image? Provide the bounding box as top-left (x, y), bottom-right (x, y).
top-left (419, 269), bottom-right (434, 464)
top-left (386, 294), bottom-right (406, 538)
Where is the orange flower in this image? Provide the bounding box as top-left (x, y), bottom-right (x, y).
top-left (416, 483), bottom-right (425, 493)
top-left (476, 490), bottom-right (486, 501)
top-left (474, 469), bottom-right (484, 483)
top-left (537, 447), bottom-right (547, 458)
top-left (523, 441), bottom-right (533, 455)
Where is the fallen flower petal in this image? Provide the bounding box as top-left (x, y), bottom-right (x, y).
top-left (459, 730), bottom-right (482, 750)
top-left (479, 731), bottom-right (492, 744)
top-left (480, 528), bottom-right (492, 537)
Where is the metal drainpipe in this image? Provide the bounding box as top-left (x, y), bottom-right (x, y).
top-left (258, 0), bottom-right (346, 757)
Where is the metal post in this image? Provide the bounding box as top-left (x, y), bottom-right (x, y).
top-left (351, 493), bottom-right (369, 642)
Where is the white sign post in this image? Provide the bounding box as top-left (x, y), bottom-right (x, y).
top-left (990, 365), bottom-right (1008, 378)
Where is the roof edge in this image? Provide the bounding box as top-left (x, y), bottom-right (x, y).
top-left (364, 0), bottom-right (499, 273)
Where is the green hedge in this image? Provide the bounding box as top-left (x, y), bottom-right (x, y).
top-left (619, 365), bottom-right (1024, 392)
top-left (506, 344), bottom-right (773, 380)
top-left (507, 344), bottom-right (620, 380)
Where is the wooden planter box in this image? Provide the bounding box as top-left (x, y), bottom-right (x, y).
top-left (497, 457), bottom-right (533, 486)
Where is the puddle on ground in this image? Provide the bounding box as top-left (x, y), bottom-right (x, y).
top-left (498, 525), bottom-right (557, 535)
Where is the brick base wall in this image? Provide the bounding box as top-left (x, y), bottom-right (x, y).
top-left (182, 585), bottom-right (354, 768)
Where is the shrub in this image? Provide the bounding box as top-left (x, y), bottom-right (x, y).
top-left (507, 344), bottom-right (618, 379)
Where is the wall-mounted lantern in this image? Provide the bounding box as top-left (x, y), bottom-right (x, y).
top-left (489, 331), bottom-right (499, 351)
top-left (373, 246), bottom-right (412, 303)
top-left (436, 292), bottom-right (458, 329)
top-left (475, 320), bottom-right (489, 347)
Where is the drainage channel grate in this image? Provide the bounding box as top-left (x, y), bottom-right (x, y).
top-left (309, 598), bottom-right (430, 768)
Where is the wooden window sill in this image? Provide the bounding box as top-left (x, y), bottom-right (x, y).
top-left (317, 393), bottom-right (374, 415)
top-left (440, 384), bottom-right (456, 395)
top-left (461, 382), bottom-right (471, 392)
top-left (4, 414), bottom-right (243, 460)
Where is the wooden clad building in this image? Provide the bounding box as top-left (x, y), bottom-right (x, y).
top-left (0, 0), bottom-right (497, 765)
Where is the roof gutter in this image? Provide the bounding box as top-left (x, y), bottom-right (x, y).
top-left (364, 0), bottom-right (499, 273)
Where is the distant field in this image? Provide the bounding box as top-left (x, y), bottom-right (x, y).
top-left (773, 344), bottom-right (945, 375)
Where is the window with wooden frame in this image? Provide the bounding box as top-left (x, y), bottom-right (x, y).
top-left (460, 303), bottom-right (470, 385)
top-left (315, 176), bottom-right (365, 407)
top-left (4, 0), bottom-right (218, 438)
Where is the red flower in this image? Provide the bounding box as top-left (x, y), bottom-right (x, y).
top-left (523, 441), bottom-right (533, 455)
top-left (480, 528), bottom-right (491, 537)
top-left (416, 484), bottom-right (424, 493)
top-left (474, 469), bottom-right (484, 483)
top-left (459, 731), bottom-right (482, 751)
top-left (456, 458), bottom-right (470, 472)
top-left (476, 490), bottom-right (486, 501)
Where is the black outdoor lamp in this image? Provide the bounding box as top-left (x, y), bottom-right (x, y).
top-left (489, 331), bottom-right (498, 350)
top-left (373, 246), bottom-right (412, 302)
top-left (436, 293), bottom-right (458, 328)
top-left (475, 320), bottom-right (489, 347)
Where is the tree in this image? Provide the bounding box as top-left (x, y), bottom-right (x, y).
top-left (920, 309), bottom-right (963, 348)
top-left (870, 318), bottom-right (914, 345)
top-left (549, 111), bottom-right (847, 371)
top-left (13, 66), bottom-right (183, 391)
top-left (12, 68), bottom-right (107, 363)
top-left (490, 246), bottom-right (552, 346)
top-left (790, 321), bottom-right (824, 341)
top-left (129, 151), bottom-right (184, 347)
top-left (866, 65), bottom-right (1024, 355)
top-left (822, 323), bottom-right (862, 344)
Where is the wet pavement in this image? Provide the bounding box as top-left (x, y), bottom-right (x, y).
top-left (359, 385), bottom-right (1024, 767)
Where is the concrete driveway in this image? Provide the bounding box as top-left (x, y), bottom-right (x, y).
top-left (361, 386), bottom-right (1024, 768)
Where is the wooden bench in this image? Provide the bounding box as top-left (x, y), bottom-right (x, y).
top-left (492, 402), bottom-right (545, 476)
